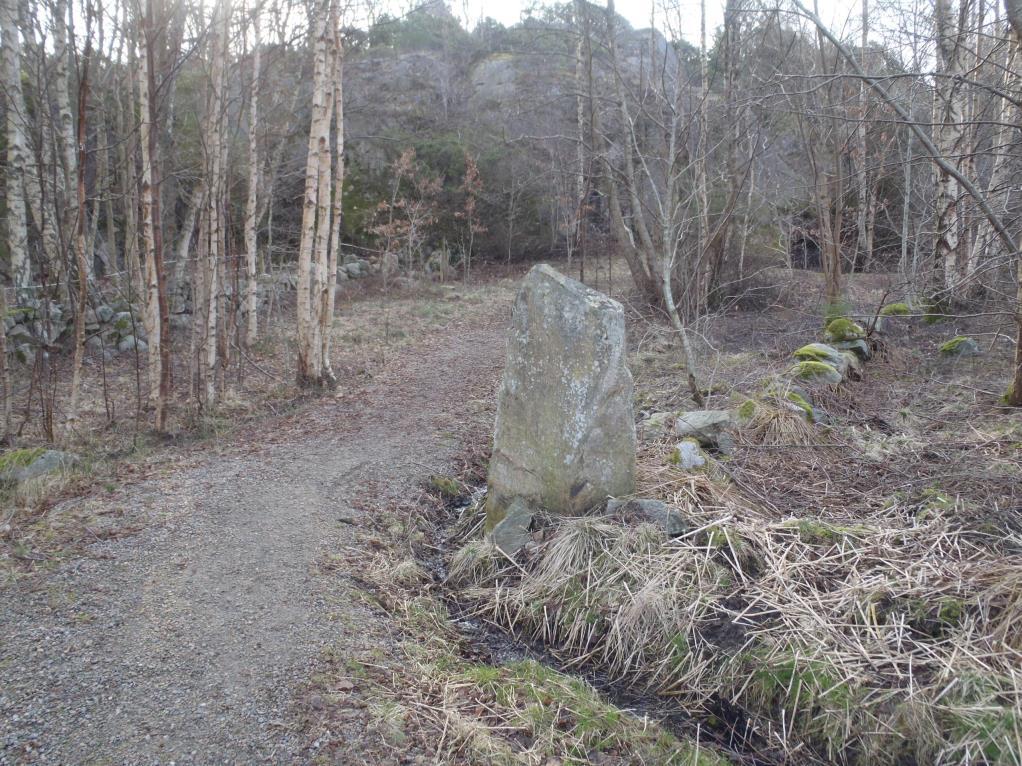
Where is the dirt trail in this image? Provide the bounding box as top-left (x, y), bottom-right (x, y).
top-left (0, 301), bottom-right (508, 765)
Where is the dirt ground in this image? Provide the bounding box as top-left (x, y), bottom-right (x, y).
top-left (0, 277), bottom-right (512, 764)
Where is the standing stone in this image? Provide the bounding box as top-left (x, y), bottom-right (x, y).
top-left (485, 265), bottom-right (636, 530)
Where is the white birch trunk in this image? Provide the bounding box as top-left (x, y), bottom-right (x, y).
top-left (137, 26), bottom-right (163, 418)
top-left (296, 3), bottom-right (333, 387)
top-left (2, 0), bottom-right (31, 297)
top-left (244, 10), bottom-right (261, 346)
top-left (321, 24), bottom-right (343, 383)
top-left (202, 0), bottom-right (230, 406)
top-left (52, 0), bottom-right (88, 280)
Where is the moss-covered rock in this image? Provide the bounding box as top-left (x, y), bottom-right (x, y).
top-left (790, 360), bottom-right (843, 385)
top-left (939, 336), bottom-right (981, 357)
top-left (786, 391), bottom-right (814, 420)
top-left (0, 447), bottom-right (46, 473)
top-left (879, 302), bottom-right (910, 317)
top-left (793, 342), bottom-right (844, 367)
top-left (0, 448), bottom-right (77, 485)
top-left (669, 438), bottom-right (707, 470)
top-left (833, 338), bottom-right (871, 361)
top-left (823, 317), bottom-right (866, 343)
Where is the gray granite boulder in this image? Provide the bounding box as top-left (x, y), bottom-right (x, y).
top-left (485, 265), bottom-right (636, 529)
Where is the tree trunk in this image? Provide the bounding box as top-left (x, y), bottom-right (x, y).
top-left (53, 0), bottom-right (87, 282)
top-left (296, 1), bottom-right (335, 388)
top-left (244, 9), bottom-right (261, 347)
top-left (321, 21), bottom-right (343, 384)
top-left (853, 0), bottom-right (871, 274)
top-left (932, 0), bottom-right (969, 298)
top-left (1004, 0), bottom-right (1022, 406)
top-left (138, 0), bottom-right (171, 430)
top-left (2, 0), bottom-right (32, 297)
top-left (201, 0), bottom-right (230, 407)
top-left (68, 27), bottom-right (92, 427)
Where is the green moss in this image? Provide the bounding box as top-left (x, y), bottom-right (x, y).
top-left (939, 336), bottom-right (976, 355)
top-left (786, 391), bottom-right (814, 420)
top-left (879, 302), bottom-right (910, 317)
top-left (746, 648), bottom-right (857, 730)
top-left (823, 317), bottom-right (866, 342)
top-left (737, 399), bottom-right (757, 420)
top-left (465, 659), bottom-right (731, 765)
top-left (791, 360), bottom-right (841, 382)
top-left (937, 597), bottom-right (965, 627)
top-left (787, 518), bottom-right (871, 545)
top-left (429, 474), bottom-right (462, 498)
top-left (0, 447), bottom-right (46, 473)
top-left (1001, 383), bottom-right (1016, 405)
top-left (793, 344), bottom-right (837, 363)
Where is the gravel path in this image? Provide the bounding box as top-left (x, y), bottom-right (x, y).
top-left (0, 306), bottom-right (507, 766)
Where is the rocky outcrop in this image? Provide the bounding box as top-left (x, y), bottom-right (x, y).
top-left (485, 265), bottom-right (636, 530)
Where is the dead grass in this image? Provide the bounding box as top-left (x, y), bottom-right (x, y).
top-left (304, 481), bottom-right (735, 765)
top-left (449, 270), bottom-right (1022, 765)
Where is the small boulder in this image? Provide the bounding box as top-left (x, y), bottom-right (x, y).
top-left (833, 339), bottom-right (871, 361)
top-left (606, 498), bottom-right (689, 537)
top-left (790, 360), bottom-right (843, 386)
top-left (490, 497), bottom-right (534, 555)
top-left (0, 449), bottom-right (78, 485)
top-left (674, 410), bottom-right (731, 448)
top-left (112, 311), bottom-right (135, 334)
top-left (879, 302), bottom-right (910, 317)
top-left (96, 305), bottom-right (115, 323)
top-left (823, 317), bottom-right (866, 343)
top-left (639, 411), bottom-right (675, 439)
top-left (939, 336), bottom-right (982, 358)
top-left (670, 439), bottom-right (707, 470)
top-left (117, 335), bottom-right (148, 353)
top-left (793, 345), bottom-right (842, 369)
top-left (485, 265), bottom-right (636, 529)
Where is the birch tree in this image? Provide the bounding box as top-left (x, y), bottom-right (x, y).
top-left (68, 8), bottom-right (93, 426)
top-left (199, 0), bottom-right (231, 406)
top-left (2, 0), bottom-right (32, 296)
top-left (295, 0), bottom-right (339, 389)
top-left (138, 0), bottom-right (171, 429)
top-left (932, 0), bottom-right (971, 299)
top-left (244, 6), bottom-right (261, 347)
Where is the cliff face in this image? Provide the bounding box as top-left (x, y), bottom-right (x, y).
top-left (335, 5), bottom-right (690, 262)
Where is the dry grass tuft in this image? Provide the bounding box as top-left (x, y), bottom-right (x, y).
top-left (738, 399), bottom-right (818, 447)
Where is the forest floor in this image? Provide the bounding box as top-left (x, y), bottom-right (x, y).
top-left (2, 262), bottom-right (1021, 765)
